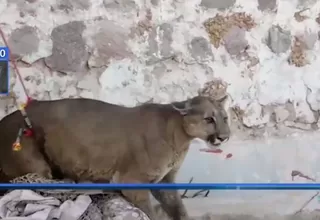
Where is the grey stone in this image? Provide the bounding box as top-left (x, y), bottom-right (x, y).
top-left (298, 0), bottom-right (317, 7)
top-left (188, 36), bottom-right (214, 62)
top-left (274, 106), bottom-right (290, 123)
top-left (45, 21), bottom-right (89, 74)
top-left (284, 102), bottom-right (296, 121)
top-left (293, 101), bottom-right (316, 124)
top-left (56, 0), bottom-right (91, 12)
top-left (297, 31), bottom-right (318, 50)
top-left (8, 26), bottom-right (40, 57)
top-left (103, 0), bottom-right (136, 11)
top-left (257, 0), bottom-right (277, 11)
top-left (147, 23), bottom-right (174, 63)
top-left (242, 101), bottom-right (270, 127)
top-left (151, 0), bottom-right (160, 6)
top-left (266, 25), bottom-right (292, 54)
top-left (103, 197), bottom-right (150, 220)
top-left (151, 63), bottom-right (167, 80)
top-left (10, 0), bottom-right (37, 3)
top-left (8, 0), bottom-right (40, 13)
top-left (223, 26), bottom-right (248, 56)
top-left (158, 23), bottom-right (173, 57)
top-left (199, 78), bottom-right (228, 100)
top-left (199, 0), bottom-right (236, 10)
top-left (87, 20), bottom-right (132, 68)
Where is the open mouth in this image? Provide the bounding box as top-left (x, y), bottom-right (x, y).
top-left (207, 135), bottom-right (229, 147)
top-left (207, 134), bottom-right (221, 147)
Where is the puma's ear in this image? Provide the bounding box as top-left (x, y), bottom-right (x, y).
top-left (171, 100), bottom-right (192, 116)
top-left (215, 94), bottom-right (229, 107)
top-left (216, 94), bottom-right (227, 102)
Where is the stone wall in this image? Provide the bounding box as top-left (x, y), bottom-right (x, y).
top-left (1, 0), bottom-right (320, 139)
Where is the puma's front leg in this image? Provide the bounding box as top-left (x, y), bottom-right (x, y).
top-left (117, 172), bottom-right (156, 220)
top-left (151, 169), bottom-right (190, 220)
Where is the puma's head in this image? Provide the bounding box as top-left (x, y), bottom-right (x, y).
top-left (172, 95), bottom-right (230, 148)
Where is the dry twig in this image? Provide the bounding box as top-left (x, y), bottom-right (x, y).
top-left (180, 177), bottom-right (210, 199)
top-left (291, 170), bottom-right (318, 215)
top-left (291, 170), bottom-right (316, 182)
top-left (181, 177), bottom-right (194, 198)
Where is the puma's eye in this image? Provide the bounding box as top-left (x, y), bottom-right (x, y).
top-left (204, 117), bottom-right (215, 123)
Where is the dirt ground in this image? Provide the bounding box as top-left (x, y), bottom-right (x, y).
top-left (155, 206), bottom-right (320, 220)
top-left (153, 192), bottom-right (320, 220)
top-left (192, 212), bottom-right (320, 220)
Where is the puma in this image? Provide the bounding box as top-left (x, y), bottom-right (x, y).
top-left (0, 95), bottom-right (230, 220)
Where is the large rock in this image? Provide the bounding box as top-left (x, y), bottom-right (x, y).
top-left (296, 31), bottom-right (318, 50)
top-left (257, 0), bottom-right (277, 11)
top-left (85, 19), bottom-right (132, 68)
top-left (266, 25), bottom-right (292, 54)
top-left (147, 23), bottom-right (174, 64)
top-left (8, 26), bottom-right (39, 58)
top-left (55, 0), bottom-right (91, 12)
top-left (199, 0), bottom-right (236, 10)
top-left (188, 36), bottom-right (214, 62)
top-left (151, 63), bottom-right (167, 80)
top-left (44, 21), bottom-right (89, 74)
top-left (150, 0), bottom-right (160, 6)
top-left (297, 0), bottom-right (317, 7)
top-left (103, 197), bottom-right (150, 220)
top-left (273, 106), bottom-right (290, 123)
top-left (77, 74), bottom-right (99, 91)
top-left (199, 78), bottom-right (228, 100)
top-left (8, 26), bottom-right (52, 64)
top-left (103, 0), bottom-right (136, 11)
top-left (293, 101), bottom-right (316, 124)
top-left (242, 101), bottom-right (270, 127)
top-left (8, 0), bottom-right (41, 15)
top-left (223, 26), bottom-right (248, 56)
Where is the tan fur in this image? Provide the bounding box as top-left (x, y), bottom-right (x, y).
top-left (0, 95), bottom-right (230, 220)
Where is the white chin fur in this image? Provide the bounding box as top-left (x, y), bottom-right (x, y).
top-left (207, 139), bottom-right (222, 149)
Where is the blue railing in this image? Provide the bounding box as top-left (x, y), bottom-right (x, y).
top-left (1, 183), bottom-right (320, 190)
